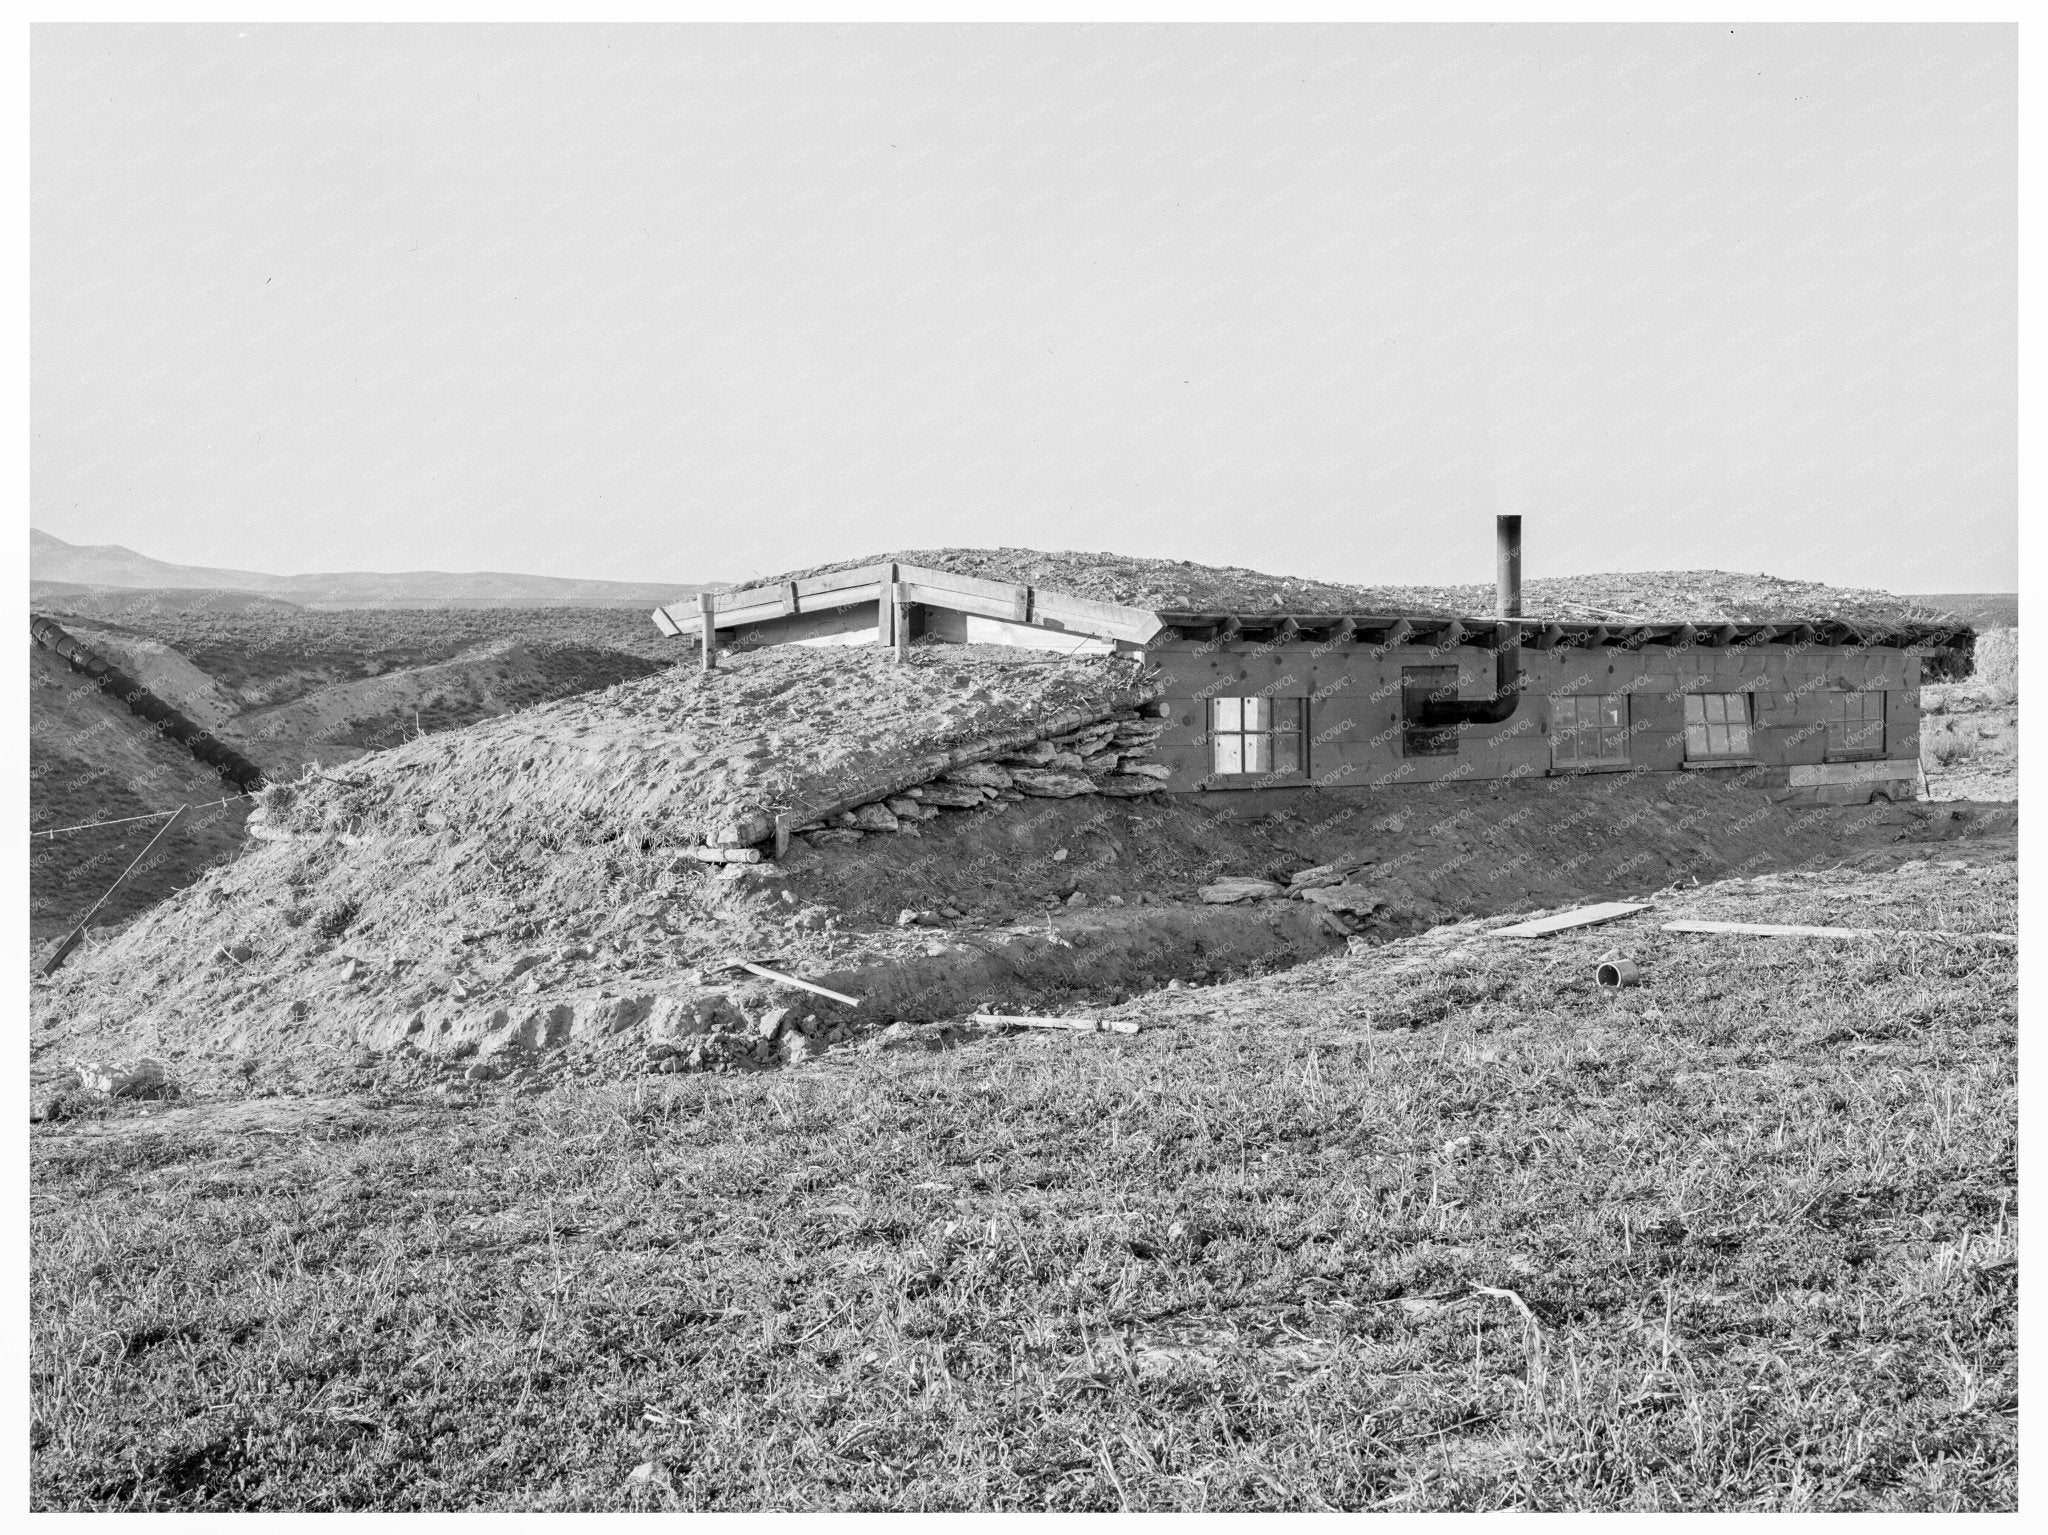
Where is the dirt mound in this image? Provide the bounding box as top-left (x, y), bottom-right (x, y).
top-left (253, 644), bottom-right (1155, 849)
top-left (225, 638), bottom-right (671, 767)
top-left (761, 547), bottom-right (1958, 632)
top-left (32, 652), bottom-right (2017, 1101)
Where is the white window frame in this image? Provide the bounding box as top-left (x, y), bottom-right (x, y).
top-left (1209, 696), bottom-right (1306, 778)
top-left (1683, 692), bottom-right (1754, 759)
top-left (1551, 693), bottom-right (1631, 768)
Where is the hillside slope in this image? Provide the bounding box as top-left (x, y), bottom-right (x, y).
top-left (28, 644), bottom-right (252, 947)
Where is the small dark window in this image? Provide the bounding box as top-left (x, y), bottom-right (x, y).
top-left (1402, 665), bottom-right (1461, 756)
top-left (1824, 691), bottom-right (1885, 759)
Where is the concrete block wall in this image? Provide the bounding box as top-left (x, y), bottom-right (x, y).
top-left (1142, 638), bottom-right (1922, 803)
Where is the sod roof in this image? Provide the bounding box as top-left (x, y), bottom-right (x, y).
top-left (747, 549), bottom-right (1970, 642)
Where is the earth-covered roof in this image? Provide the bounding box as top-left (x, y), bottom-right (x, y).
top-left (749, 548), bottom-right (1970, 640)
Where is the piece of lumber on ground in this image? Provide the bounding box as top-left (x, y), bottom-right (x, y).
top-left (684, 845), bottom-right (763, 864)
top-left (1487, 901), bottom-right (1651, 939)
top-left (733, 962), bottom-right (861, 1005)
top-left (1663, 920), bottom-right (2017, 942)
top-left (969, 1011), bottom-right (1140, 1035)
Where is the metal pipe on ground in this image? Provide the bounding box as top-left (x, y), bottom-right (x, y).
top-left (1596, 958), bottom-right (1642, 987)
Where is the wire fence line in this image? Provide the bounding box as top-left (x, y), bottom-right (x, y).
top-left (29, 793), bottom-right (255, 840)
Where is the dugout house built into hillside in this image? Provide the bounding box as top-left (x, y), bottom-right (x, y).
top-left (653, 520), bottom-right (1971, 811)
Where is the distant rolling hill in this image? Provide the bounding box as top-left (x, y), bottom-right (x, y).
top-left (30, 528), bottom-right (716, 608)
top-left (30, 582), bottom-right (310, 618)
top-left (1907, 594), bottom-right (2018, 631)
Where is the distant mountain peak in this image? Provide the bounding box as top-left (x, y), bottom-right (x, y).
top-left (29, 527), bottom-right (711, 607)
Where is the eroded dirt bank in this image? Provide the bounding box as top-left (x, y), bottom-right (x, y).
top-left (31, 761), bottom-right (2014, 1104)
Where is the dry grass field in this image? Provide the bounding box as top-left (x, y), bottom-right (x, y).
top-left (30, 856), bottom-right (2015, 1511)
top-left (1920, 629), bottom-right (2017, 803)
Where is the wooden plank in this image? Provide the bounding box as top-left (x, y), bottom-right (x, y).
top-left (898, 581), bottom-right (1027, 623)
top-left (672, 587), bottom-right (884, 634)
top-left (651, 605), bottom-right (684, 637)
top-left (656, 566), bottom-right (892, 633)
top-left (733, 961), bottom-right (862, 1005)
top-left (1029, 588), bottom-right (1165, 644)
top-left (792, 581), bottom-right (884, 615)
top-left (796, 564), bottom-right (891, 598)
top-left (1787, 760), bottom-right (1919, 787)
top-left (1664, 920), bottom-right (2016, 943)
top-left (895, 563), bottom-right (1033, 620)
top-left (1486, 901), bottom-right (1651, 939)
top-left (969, 1012), bottom-right (1141, 1035)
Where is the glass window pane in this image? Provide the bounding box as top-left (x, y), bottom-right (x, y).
top-left (1243, 697), bottom-right (1272, 732)
top-left (1684, 694), bottom-right (1706, 724)
top-left (1600, 697), bottom-right (1623, 729)
top-left (1213, 734), bottom-right (1243, 774)
top-left (1685, 723), bottom-right (1709, 756)
top-left (1272, 732), bottom-right (1300, 773)
top-left (1243, 733), bottom-right (1272, 772)
top-left (1212, 697), bottom-right (1241, 733)
top-left (1726, 722), bottom-right (1751, 756)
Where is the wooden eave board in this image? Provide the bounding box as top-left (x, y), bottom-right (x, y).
top-left (896, 563), bottom-right (1032, 620)
top-left (1150, 613), bottom-right (1932, 648)
top-left (1028, 589), bottom-right (1164, 643)
top-left (1487, 901), bottom-right (1651, 939)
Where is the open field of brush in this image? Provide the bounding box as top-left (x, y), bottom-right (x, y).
top-left (30, 855), bottom-right (2015, 1512)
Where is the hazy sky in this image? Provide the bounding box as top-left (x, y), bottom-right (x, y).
top-left (31, 23), bottom-right (2016, 591)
